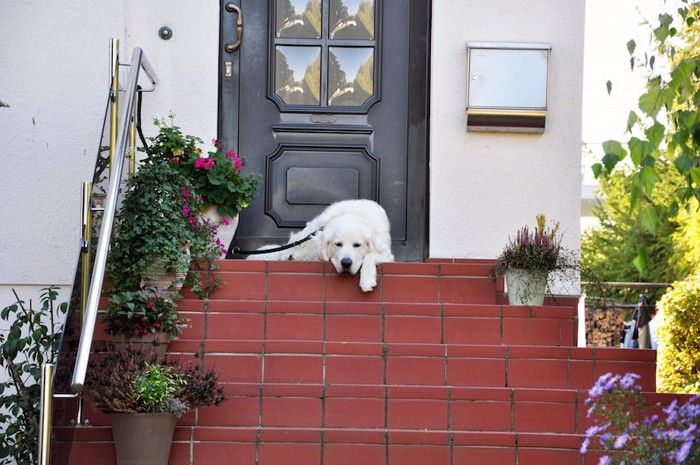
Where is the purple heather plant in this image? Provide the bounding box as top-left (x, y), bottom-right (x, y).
top-left (581, 372), bottom-right (700, 465)
top-left (494, 214), bottom-right (564, 275)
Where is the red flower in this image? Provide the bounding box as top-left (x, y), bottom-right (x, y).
top-left (147, 301), bottom-right (155, 309)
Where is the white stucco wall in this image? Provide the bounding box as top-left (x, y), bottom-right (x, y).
top-left (1, 1), bottom-right (584, 294)
top-left (0, 1), bottom-right (218, 295)
top-left (429, 0), bottom-right (585, 262)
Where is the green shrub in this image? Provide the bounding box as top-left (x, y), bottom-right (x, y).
top-left (0, 287), bottom-right (67, 465)
top-left (656, 273), bottom-right (700, 393)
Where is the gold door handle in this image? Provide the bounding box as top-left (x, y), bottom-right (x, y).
top-left (225, 3), bottom-right (243, 53)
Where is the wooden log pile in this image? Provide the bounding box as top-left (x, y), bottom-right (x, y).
top-left (585, 306), bottom-right (626, 347)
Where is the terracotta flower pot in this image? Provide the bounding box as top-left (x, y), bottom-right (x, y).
top-left (110, 412), bottom-right (176, 465)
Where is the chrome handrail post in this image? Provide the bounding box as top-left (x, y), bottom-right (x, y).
top-left (38, 363), bottom-right (54, 465)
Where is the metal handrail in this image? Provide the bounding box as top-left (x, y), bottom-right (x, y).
top-left (582, 281), bottom-right (672, 289)
top-left (70, 48), bottom-right (159, 392)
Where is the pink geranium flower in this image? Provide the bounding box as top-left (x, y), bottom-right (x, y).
top-left (195, 157), bottom-right (215, 170)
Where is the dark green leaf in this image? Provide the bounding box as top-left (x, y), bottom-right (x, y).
top-left (602, 154), bottom-right (619, 173)
top-left (591, 163), bottom-right (603, 179)
top-left (630, 175), bottom-right (641, 209)
top-left (646, 122), bottom-right (666, 149)
top-left (675, 154), bottom-right (693, 174)
top-left (633, 248), bottom-right (647, 274)
top-left (640, 206), bottom-right (659, 234)
top-left (626, 39), bottom-right (636, 55)
top-left (628, 137), bottom-right (645, 167)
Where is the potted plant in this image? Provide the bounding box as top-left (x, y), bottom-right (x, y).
top-left (102, 289), bottom-right (189, 359)
top-left (493, 214), bottom-right (566, 306)
top-left (143, 114), bottom-right (261, 256)
top-left (84, 344), bottom-right (226, 465)
top-left (106, 157), bottom-right (221, 295)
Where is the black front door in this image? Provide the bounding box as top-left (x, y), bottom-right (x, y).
top-left (219, 0), bottom-right (429, 261)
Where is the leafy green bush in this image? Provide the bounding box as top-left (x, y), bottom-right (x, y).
top-left (656, 274), bottom-right (700, 393)
top-left (581, 166), bottom-right (698, 304)
top-left (0, 287), bottom-right (67, 465)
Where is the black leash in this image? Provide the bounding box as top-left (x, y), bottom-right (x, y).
top-left (231, 229), bottom-right (321, 256)
top-left (136, 86), bottom-right (149, 149)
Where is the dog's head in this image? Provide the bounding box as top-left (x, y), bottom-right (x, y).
top-left (320, 217), bottom-right (375, 275)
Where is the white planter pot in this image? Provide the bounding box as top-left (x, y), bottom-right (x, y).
top-left (203, 205), bottom-right (240, 257)
top-left (505, 268), bottom-right (548, 306)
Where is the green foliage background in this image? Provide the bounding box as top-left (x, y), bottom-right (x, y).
top-left (584, 1), bottom-right (700, 302)
top-left (656, 274), bottom-right (700, 393)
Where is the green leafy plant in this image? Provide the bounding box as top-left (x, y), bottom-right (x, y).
top-left (84, 344), bottom-right (226, 418)
top-left (656, 273), bottom-right (700, 393)
top-left (102, 290), bottom-right (188, 339)
top-left (593, 2), bottom-right (700, 250)
top-left (145, 115), bottom-right (260, 219)
top-left (581, 164), bottom-right (693, 303)
top-left (106, 158), bottom-right (221, 295)
top-left (581, 372), bottom-right (700, 464)
top-left (136, 364), bottom-right (183, 411)
top-left (0, 287), bottom-right (67, 465)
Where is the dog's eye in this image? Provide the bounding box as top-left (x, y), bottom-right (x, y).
top-left (334, 242), bottom-right (342, 247)
top-left (353, 243), bottom-right (361, 248)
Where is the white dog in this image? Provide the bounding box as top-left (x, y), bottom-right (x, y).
top-left (249, 199), bottom-right (394, 292)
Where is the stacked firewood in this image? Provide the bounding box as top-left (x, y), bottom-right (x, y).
top-left (585, 306), bottom-right (626, 347)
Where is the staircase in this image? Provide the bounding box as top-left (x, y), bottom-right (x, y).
top-left (56, 259), bottom-right (665, 465)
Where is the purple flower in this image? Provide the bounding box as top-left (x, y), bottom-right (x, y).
top-left (586, 424), bottom-right (608, 438)
top-left (619, 373), bottom-right (639, 389)
top-left (665, 400), bottom-right (679, 424)
top-left (182, 205), bottom-right (191, 217)
top-left (599, 455), bottom-right (611, 465)
top-left (614, 432), bottom-right (629, 449)
top-left (604, 374), bottom-right (620, 391)
top-left (675, 440), bottom-right (692, 463)
top-left (580, 438), bottom-right (590, 454)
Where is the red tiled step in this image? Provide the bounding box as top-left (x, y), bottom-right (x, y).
top-left (169, 338), bottom-right (657, 392)
top-left (56, 386), bottom-right (690, 465)
top-left (183, 259), bottom-right (500, 305)
top-left (170, 299), bottom-right (578, 348)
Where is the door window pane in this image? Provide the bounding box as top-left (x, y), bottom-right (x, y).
top-left (329, 0), bottom-right (374, 39)
top-left (328, 47), bottom-right (374, 106)
top-left (276, 0), bottom-right (321, 38)
top-left (275, 46), bottom-right (321, 105)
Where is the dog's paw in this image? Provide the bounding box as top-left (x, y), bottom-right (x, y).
top-left (359, 275), bottom-right (377, 292)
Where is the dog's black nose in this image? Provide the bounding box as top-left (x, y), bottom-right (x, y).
top-left (341, 258), bottom-right (353, 269)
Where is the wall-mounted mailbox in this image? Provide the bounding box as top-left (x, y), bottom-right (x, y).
top-left (466, 42), bottom-right (551, 133)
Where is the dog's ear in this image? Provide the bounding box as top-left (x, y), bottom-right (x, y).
top-left (363, 225), bottom-right (378, 253)
top-left (320, 229), bottom-right (333, 261)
